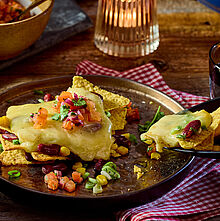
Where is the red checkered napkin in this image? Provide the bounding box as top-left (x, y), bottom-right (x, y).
top-left (76, 60), bottom-right (220, 221)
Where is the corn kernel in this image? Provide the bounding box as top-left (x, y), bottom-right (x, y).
top-left (121, 133), bottom-right (130, 140)
top-left (134, 165), bottom-right (141, 173)
top-left (116, 146), bottom-right (128, 155)
top-left (76, 167), bottom-right (86, 176)
top-left (72, 162), bottom-right (83, 170)
top-left (60, 146), bottom-right (70, 156)
top-left (96, 175), bottom-right (108, 186)
top-left (137, 172), bottom-right (144, 180)
top-left (111, 143), bottom-right (118, 150)
top-left (0, 116), bottom-right (10, 128)
top-left (110, 150), bottom-right (121, 158)
top-left (151, 152), bottom-right (161, 160)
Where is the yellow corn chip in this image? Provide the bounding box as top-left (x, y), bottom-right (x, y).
top-left (72, 76), bottom-right (130, 111)
top-left (178, 128), bottom-right (214, 149)
top-left (0, 149), bottom-right (31, 166)
top-left (31, 152), bottom-right (67, 161)
top-left (210, 107), bottom-right (220, 137)
top-left (110, 108), bottom-right (127, 131)
top-left (0, 135), bottom-right (23, 151)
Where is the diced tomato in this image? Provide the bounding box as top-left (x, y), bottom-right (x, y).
top-left (126, 107), bottom-right (140, 123)
top-left (44, 172), bottom-right (57, 184)
top-left (32, 108), bottom-right (48, 129)
top-left (47, 178), bottom-right (59, 191)
top-left (59, 176), bottom-right (70, 189)
top-left (62, 120), bottom-right (76, 131)
top-left (146, 144), bottom-right (156, 157)
top-left (86, 100), bottom-right (101, 122)
top-left (72, 171), bottom-right (83, 184)
top-left (64, 180), bottom-right (76, 192)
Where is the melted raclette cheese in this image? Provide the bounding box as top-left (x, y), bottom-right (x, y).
top-left (6, 88), bottom-right (114, 161)
top-left (142, 110), bottom-right (212, 152)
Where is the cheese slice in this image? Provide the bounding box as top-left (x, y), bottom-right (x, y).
top-left (6, 88), bottom-right (114, 161)
top-left (142, 110), bottom-right (212, 152)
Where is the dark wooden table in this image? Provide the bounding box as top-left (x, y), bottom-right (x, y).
top-left (0, 0), bottom-right (220, 220)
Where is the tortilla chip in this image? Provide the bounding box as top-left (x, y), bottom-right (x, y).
top-left (31, 152), bottom-right (67, 161)
top-left (110, 108), bottom-right (127, 131)
top-left (210, 107), bottom-right (220, 137)
top-left (0, 149), bottom-right (31, 166)
top-left (178, 128), bottom-right (214, 149)
top-left (72, 76), bottom-right (130, 111)
top-left (0, 135), bottom-right (24, 151)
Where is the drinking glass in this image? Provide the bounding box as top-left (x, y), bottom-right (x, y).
top-left (209, 42), bottom-right (220, 99)
top-left (94, 0), bottom-right (159, 58)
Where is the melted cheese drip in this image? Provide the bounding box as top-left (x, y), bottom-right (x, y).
top-left (143, 110), bottom-right (212, 152)
top-left (6, 88), bottom-right (114, 161)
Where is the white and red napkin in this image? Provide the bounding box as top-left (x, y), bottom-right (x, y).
top-left (76, 60), bottom-right (220, 221)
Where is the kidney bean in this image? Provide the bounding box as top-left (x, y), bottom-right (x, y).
top-left (94, 159), bottom-right (105, 173)
top-left (113, 134), bottom-right (131, 148)
top-left (2, 133), bottom-right (18, 141)
top-left (44, 93), bottom-right (55, 102)
top-left (182, 120), bottom-right (201, 138)
top-left (42, 165), bottom-right (54, 174)
top-left (25, 152), bottom-right (35, 162)
top-left (52, 163), bottom-right (68, 173)
top-left (0, 129), bottom-right (9, 134)
top-left (38, 144), bottom-right (60, 155)
top-left (83, 123), bottom-right (102, 133)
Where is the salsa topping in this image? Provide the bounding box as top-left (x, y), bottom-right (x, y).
top-left (52, 91), bottom-right (102, 131)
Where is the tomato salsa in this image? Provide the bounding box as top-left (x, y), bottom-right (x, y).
top-left (0, 0), bottom-right (26, 23)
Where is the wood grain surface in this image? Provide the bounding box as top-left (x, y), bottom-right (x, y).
top-left (0, 0), bottom-right (220, 220)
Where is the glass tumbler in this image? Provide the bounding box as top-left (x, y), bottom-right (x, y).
top-left (94, 0), bottom-right (159, 58)
top-left (209, 42), bottom-right (220, 99)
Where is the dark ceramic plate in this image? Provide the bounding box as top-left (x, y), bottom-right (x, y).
top-left (0, 75), bottom-right (194, 209)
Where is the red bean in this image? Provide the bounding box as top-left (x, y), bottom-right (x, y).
top-left (42, 165), bottom-right (53, 174)
top-left (25, 152), bottom-right (35, 162)
top-left (38, 144), bottom-right (60, 155)
top-left (52, 163), bottom-right (68, 173)
top-left (44, 93), bottom-right (55, 102)
top-left (0, 129), bottom-right (9, 134)
top-left (2, 133), bottom-right (18, 141)
top-left (83, 123), bottom-right (102, 133)
top-left (94, 159), bottom-right (105, 173)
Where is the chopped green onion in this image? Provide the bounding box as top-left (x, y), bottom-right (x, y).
top-left (176, 134), bottom-right (186, 139)
top-left (0, 143), bottom-right (3, 152)
top-left (102, 162), bottom-right (117, 170)
top-left (12, 139), bottom-right (20, 145)
top-left (8, 170), bottom-right (21, 178)
top-left (85, 181), bottom-right (95, 189)
top-left (38, 99), bottom-right (44, 103)
top-left (88, 177), bottom-right (97, 184)
top-left (82, 172), bottom-right (90, 180)
top-left (93, 183), bottom-right (103, 194)
top-left (105, 111), bottom-right (111, 118)
top-left (171, 126), bottom-right (182, 135)
top-left (102, 165), bottom-right (120, 179)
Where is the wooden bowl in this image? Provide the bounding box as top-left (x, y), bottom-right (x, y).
top-left (0, 0), bottom-right (54, 60)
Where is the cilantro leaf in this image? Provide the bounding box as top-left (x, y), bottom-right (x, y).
top-left (138, 106), bottom-right (165, 134)
top-left (52, 113), bottom-right (60, 121)
top-left (60, 105), bottom-right (70, 121)
top-left (72, 98), bottom-right (87, 107)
